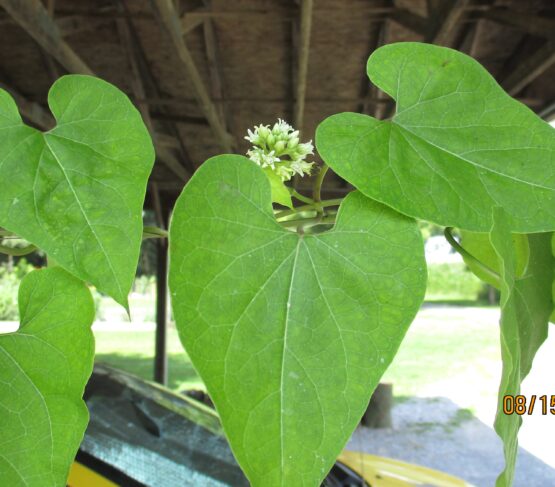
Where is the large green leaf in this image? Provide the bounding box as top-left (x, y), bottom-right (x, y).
top-left (316, 42), bottom-right (555, 233)
top-left (0, 267), bottom-right (95, 486)
top-left (0, 75), bottom-right (155, 308)
top-left (169, 155), bottom-right (427, 486)
top-left (490, 210), bottom-right (553, 486)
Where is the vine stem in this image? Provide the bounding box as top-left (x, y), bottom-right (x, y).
top-left (275, 198), bottom-right (343, 220)
top-left (143, 226), bottom-right (168, 239)
top-left (312, 164), bottom-right (329, 217)
top-left (279, 214), bottom-right (336, 228)
top-left (0, 243), bottom-right (37, 257)
top-left (444, 227), bottom-right (501, 288)
top-left (289, 188), bottom-right (314, 205)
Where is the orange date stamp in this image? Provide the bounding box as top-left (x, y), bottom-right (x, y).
top-left (503, 395), bottom-right (555, 415)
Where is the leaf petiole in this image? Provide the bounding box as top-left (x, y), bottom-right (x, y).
top-left (289, 188), bottom-right (315, 205)
top-left (279, 214), bottom-right (336, 229)
top-left (0, 243), bottom-right (37, 256)
top-left (444, 227), bottom-right (501, 288)
top-left (142, 226), bottom-right (168, 239)
top-left (275, 198), bottom-right (343, 220)
top-left (312, 164), bottom-right (329, 217)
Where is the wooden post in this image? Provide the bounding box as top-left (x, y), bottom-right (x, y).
top-left (361, 383), bottom-right (393, 428)
top-left (154, 237), bottom-right (168, 385)
top-left (154, 188), bottom-right (169, 386)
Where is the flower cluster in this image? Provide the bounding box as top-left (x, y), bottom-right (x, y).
top-left (245, 119), bottom-right (314, 181)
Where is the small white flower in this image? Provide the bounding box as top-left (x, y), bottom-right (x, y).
top-left (290, 159), bottom-right (314, 177)
top-left (245, 119), bottom-right (314, 182)
top-left (272, 118), bottom-right (293, 135)
top-left (247, 147), bottom-right (280, 169)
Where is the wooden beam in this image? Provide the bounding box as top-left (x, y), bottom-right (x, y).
top-left (0, 81), bottom-right (54, 129)
top-left (459, 16), bottom-right (483, 57)
top-left (202, 1), bottom-right (231, 134)
top-left (180, 6), bottom-right (394, 23)
top-left (294, 0), bottom-right (313, 131)
top-left (151, 0), bottom-right (233, 152)
top-left (482, 8), bottom-right (555, 41)
top-left (0, 0), bottom-right (93, 75)
top-left (426, 0), bottom-right (471, 46)
top-left (56, 15), bottom-right (115, 37)
top-left (390, 9), bottom-right (428, 36)
top-left (116, 8), bottom-right (189, 181)
top-left (120, 1), bottom-right (196, 174)
top-left (154, 224), bottom-right (168, 385)
top-left (6, 0), bottom-right (189, 181)
top-left (181, 9), bottom-right (206, 33)
top-left (538, 100), bottom-right (555, 120)
top-left (503, 41), bottom-right (555, 96)
top-left (150, 112), bottom-right (208, 125)
top-left (361, 19), bottom-right (390, 119)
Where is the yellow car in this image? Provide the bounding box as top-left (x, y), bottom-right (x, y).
top-left (69, 365), bottom-right (472, 487)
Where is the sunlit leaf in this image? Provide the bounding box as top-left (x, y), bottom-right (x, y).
top-left (316, 43), bottom-right (555, 233)
top-left (0, 75), bottom-right (155, 308)
top-left (490, 210), bottom-right (553, 486)
top-left (0, 267), bottom-right (95, 486)
top-left (169, 155), bottom-right (426, 486)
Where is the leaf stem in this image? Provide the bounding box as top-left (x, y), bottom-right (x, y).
top-left (289, 188), bottom-right (315, 205)
top-left (279, 215), bottom-right (336, 229)
top-left (275, 198), bottom-right (343, 220)
top-left (142, 226), bottom-right (168, 239)
top-left (444, 227), bottom-right (501, 288)
top-left (312, 164), bottom-right (329, 217)
top-left (0, 243), bottom-right (37, 256)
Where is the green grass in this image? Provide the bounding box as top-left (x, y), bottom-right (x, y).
top-left (94, 306), bottom-right (501, 399)
top-left (382, 307), bottom-right (500, 396)
top-left (425, 262), bottom-right (486, 302)
top-left (94, 327), bottom-right (203, 391)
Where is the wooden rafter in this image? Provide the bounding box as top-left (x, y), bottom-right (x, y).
top-left (56, 15), bottom-right (115, 37)
top-left (390, 9), bottom-right (427, 36)
top-left (202, 0), bottom-right (230, 134)
top-left (181, 11), bottom-right (205, 34)
top-left (0, 81), bottom-right (54, 129)
top-left (426, 0), bottom-right (471, 46)
top-left (116, 9), bottom-right (189, 181)
top-left (120, 1), bottom-right (196, 174)
top-left (151, 0), bottom-right (233, 152)
top-left (482, 8), bottom-right (555, 41)
top-left (358, 15), bottom-right (390, 119)
top-left (293, 0), bottom-right (313, 131)
top-left (1, 0), bottom-right (190, 181)
top-left (0, 0), bottom-right (93, 75)
top-left (503, 41), bottom-right (555, 96)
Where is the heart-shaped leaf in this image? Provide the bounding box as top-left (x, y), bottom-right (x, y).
top-left (0, 75), bottom-right (155, 308)
top-left (316, 42), bottom-right (555, 233)
top-left (169, 155), bottom-right (426, 486)
top-left (489, 212), bottom-right (553, 486)
top-left (0, 267), bottom-right (95, 486)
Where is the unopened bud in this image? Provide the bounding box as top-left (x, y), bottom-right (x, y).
top-left (288, 137), bottom-right (299, 149)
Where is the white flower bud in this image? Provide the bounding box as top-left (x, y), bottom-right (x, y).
top-left (287, 137), bottom-right (299, 149)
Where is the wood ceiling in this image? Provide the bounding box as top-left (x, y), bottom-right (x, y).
top-left (0, 0), bottom-right (554, 211)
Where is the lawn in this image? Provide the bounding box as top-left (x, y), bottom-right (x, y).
top-left (94, 305), bottom-right (501, 401)
top-left (94, 326), bottom-right (203, 391)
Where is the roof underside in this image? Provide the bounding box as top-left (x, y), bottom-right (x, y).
top-left (0, 0), bottom-right (554, 211)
